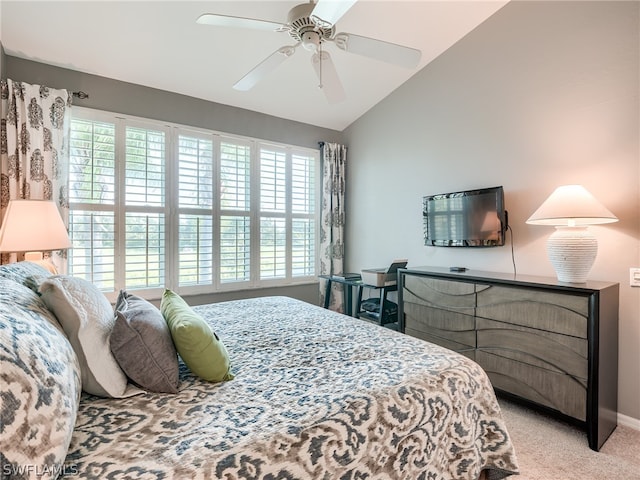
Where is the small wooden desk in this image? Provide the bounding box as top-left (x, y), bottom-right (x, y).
top-left (319, 275), bottom-right (398, 329)
top-left (319, 275), bottom-right (363, 316)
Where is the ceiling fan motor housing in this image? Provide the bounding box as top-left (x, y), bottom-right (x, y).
top-left (287, 3), bottom-right (334, 43)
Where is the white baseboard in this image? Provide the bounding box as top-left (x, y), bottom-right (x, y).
top-left (618, 412), bottom-right (640, 431)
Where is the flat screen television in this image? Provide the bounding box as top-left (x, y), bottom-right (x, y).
top-left (423, 186), bottom-right (507, 247)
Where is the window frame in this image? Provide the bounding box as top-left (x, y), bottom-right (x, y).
top-left (69, 107), bottom-right (320, 301)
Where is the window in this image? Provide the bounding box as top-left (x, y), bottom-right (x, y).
top-left (124, 125), bottom-right (166, 290)
top-left (219, 140), bottom-right (251, 284)
top-left (177, 133), bottom-right (214, 287)
top-left (69, 108), bottom-right (319, 299)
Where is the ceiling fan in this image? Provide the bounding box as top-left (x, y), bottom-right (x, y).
top-left (196, 0), bottom-right (422, 104)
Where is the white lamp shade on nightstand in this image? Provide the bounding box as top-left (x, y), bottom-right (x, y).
top-left (0, 199), bottom-right (71, 260)
top-left (526, 185), bottom-right (617, 283)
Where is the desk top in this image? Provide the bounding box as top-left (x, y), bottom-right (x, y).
top-left (319, 274), bottom-right (397, 289)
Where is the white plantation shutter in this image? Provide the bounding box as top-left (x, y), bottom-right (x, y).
top-left (178, 135), bottom-right (214, 208)
top-left (69, 117), bottom-right (117, 288)
top-left (259, 147), bottom-right (285, 280)
top-left (68, 210), bottom-right (115, 290)
top-left (260, 148), bottom-right (286, 213)
top-left (178, 214), bottom-right (214, 285)
top-left (125, 212), bottom-right (165, 288)
top-left (125, 127), bottom-right (165, 207)
top-left (68, 108), bottom-right (318, 299)
top-left (220, 138), bottom-right (251, 284)
top-left (69, 119), bottom-right (116, 204)
top-left (292, 154), bottom-right (315, 214)
top-left (260, 217), bottom-right (286, 278)
top-left (178, 134), bottom-right (214, 287)
top-left (291, 153), bottom-right (316, 277)
top-left (124, 126), bottom-right (167, 290)
top-left (220, 141), bottom-right (250, 210)
top-left (258, 146), bottom-right (317, 281)
top-left (220, 215), bottom-right (250, 282)
top-left (292, 218), bottom-right (315, 276)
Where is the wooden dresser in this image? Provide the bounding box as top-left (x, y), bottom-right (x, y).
top-left (397, 266), bottom-right (619, 451)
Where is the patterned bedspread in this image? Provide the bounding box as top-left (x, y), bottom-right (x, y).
top-left (65, 296), bottom-right (519, 479)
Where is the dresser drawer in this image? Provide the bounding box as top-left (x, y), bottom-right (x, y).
top-left (403, 276), bottom-right (476, 314)
top-left (404, 301), bottom-right (476, 350)
top-left (476, 350), bottom-right (587, 421)
top-left (404, 328), bottom-right (476, 354)
top-left (476, 317), bottom-right (587, 381)
top-left (404, 301), bottom-right (475, 331)
top-left (475, 284), bottom-right (589, 337)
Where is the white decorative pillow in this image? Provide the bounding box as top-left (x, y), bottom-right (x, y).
top-left (38, 275), bottom-right (141, 398)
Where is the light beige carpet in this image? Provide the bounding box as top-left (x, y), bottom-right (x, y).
top-left (499, 399), bottom-right (640, 479)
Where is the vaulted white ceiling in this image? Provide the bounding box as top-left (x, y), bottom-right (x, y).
top-left (1, 1), bottom-right (508, 131)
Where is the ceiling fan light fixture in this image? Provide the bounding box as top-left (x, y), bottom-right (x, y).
top-left (301, 31), bottom-right (321, 52)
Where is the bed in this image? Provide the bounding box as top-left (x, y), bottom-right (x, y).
top-left (1, 262), bottom-right (519, 480)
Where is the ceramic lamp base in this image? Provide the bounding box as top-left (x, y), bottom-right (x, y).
top-left (546, 226), bottom-right (597, 283)
top-left (24, 251), bottom-right (44, 261)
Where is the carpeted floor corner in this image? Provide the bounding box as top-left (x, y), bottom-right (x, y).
top-left (498, 399), bottom-right (640, 479)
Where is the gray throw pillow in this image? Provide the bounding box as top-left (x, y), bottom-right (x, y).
top-left (111, 290), bottom-right (180, 393)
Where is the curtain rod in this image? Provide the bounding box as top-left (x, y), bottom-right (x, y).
top-left (72, 91), bottom-right (89, 100)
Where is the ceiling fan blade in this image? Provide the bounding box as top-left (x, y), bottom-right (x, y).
top-left (233, 45), bottom-right (297, 91)
top-left (196, 13), bottom-right (286, 32)
top-left (310, 0), bottom-right (358, 28)
top-left (311, 51), bottom-right (346, 104)
top-left (333, 33), bottom-right (421, 68)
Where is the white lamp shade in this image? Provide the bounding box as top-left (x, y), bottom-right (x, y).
top-left (527, 185), bottom-right (618, 283)
top-left (0, 199), bottom-right (71, 253)
top-left (526, 185), bottom-right (618, 226)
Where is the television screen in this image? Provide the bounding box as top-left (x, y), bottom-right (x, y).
top-left (423, 186), bottom-right (507, 247)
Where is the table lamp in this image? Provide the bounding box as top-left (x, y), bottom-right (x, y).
top-left (0, 199), bottom-right (72, 261)
top-left (526, 185), bottom-right (618, 283)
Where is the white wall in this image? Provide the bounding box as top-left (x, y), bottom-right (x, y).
top-left (344, 1), bottom-right (640, 423)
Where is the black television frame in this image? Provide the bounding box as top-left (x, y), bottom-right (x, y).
top-left (423, 186), bottom-right (507, 247)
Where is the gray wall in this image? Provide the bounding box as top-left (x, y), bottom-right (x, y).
top-left (5, 56), bottom-right (343, 150)
top-left (344, 1), bottom-right (640, 423)
top-left (4, 56), bottom-right (343, 307)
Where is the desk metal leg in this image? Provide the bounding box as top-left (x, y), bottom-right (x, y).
top-left (355, 286), bottom-right (364, 318)
top-left (323, 278), bottom-right (332, 309)
top-left (378, 288), bottom-right (388, 324)
top-left (343, 283), bottom-right (352, 316)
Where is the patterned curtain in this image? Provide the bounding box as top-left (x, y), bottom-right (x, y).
top-left (319, 142), bottom-right (347, 311)
top-left (0, 79), bottom-right (71, 270)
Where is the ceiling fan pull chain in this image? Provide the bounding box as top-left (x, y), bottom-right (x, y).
top-left (318, 42), bottom-right (324, 90)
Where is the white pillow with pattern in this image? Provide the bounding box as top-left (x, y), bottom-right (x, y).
top-left (0, 276), bottom-right (81, 479)
top-left (39, 275), bottom-right (142, 398)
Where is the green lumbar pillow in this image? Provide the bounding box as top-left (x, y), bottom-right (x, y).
top-left (160, 289), bottom-right (234, 382)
